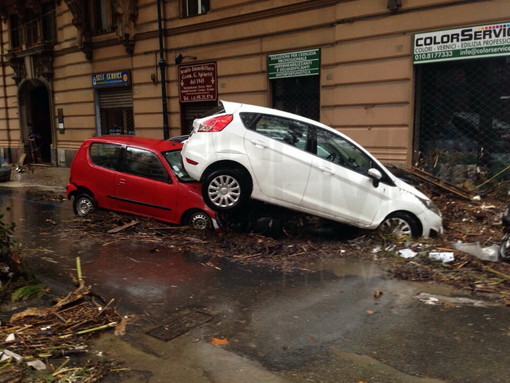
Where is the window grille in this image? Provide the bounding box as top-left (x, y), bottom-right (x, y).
top-left (98, 87), bottom-right (134, 135)
top-left (272, 76), bottom-right (320, 122)
top-left (414, 57), bottom-right (510, 188)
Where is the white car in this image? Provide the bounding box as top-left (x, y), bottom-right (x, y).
top-left (182, 101), bottom-right (442, 238)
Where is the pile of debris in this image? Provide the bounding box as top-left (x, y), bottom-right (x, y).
top-left (0, 281), bottom-right (125, 382)
top-left (59, 166), bottom-right (510, 302)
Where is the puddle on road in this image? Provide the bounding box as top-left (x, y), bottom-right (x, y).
top-left (77, 241), bottom-right (406, 316)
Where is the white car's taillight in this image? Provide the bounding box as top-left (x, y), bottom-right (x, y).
top-left (197, 115), bottom-right (233, 132)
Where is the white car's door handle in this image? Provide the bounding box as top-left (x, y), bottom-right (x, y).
top-left (250, 139), bottom-right (268, 148)
top-left (319, 166), bottom-right (335, 175)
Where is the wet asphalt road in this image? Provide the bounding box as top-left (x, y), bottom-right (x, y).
top-left (1, 185), bottom-right (510, 383)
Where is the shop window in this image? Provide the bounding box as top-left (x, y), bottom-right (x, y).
top-left (272, 76), bottom-right (320, 121)
top-left (87, 0), bottom-right (115, 35)
top-left (415, 57), bottom-right (510, 185)
top-left (181, 0), bottom-right (210, 18)
top-left (100, 108), bottom-right (134, 135)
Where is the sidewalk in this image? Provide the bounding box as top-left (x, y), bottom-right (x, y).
top-left (1, 164), bottom-right (69, 193)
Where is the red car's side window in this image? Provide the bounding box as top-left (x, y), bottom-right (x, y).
top-left (122, 146), bottom-right (170, 183)
top-left (89, 142), bottom-right (121, 170)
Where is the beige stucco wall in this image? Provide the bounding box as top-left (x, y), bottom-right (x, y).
top-left (0, 0), bottom-right (509, 165)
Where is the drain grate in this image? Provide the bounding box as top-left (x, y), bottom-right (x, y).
top-left (146, 311), bottom-right (213, 341)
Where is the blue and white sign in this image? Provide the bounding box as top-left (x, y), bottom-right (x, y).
top-left (92, 70), bottom-right (131, 88)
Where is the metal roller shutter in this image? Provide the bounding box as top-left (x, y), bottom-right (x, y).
top-left (98, 87), bottom-right (133, 108)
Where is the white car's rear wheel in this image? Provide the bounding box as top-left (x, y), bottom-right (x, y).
top-left (203, 169), bottom-right (251, 211)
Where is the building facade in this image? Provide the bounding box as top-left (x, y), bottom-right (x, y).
top-left (0, 0), bottom-right (508, 185)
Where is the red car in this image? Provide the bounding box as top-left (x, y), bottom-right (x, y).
top-left (66, 136), bottom-right (218, 230)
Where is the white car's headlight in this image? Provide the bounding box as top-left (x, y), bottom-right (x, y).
top-left (418, 197), bottom-right (441, 217)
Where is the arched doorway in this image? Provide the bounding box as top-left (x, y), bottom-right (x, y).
top-left (19, 81), bottom-right (53, 164)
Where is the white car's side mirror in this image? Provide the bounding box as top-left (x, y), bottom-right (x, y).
top-left (368, 168), bottom-right (382, 187)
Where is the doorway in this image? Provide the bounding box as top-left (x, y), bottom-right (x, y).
top-left (19, 81), bottom-right (53, 164)
top-left (29, 86), bottom-right (52, 163)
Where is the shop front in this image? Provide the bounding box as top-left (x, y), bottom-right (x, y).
top-left (268, 48), bottom-right (320, 121)
top-left (92, 70), bottom-right (134, 136)
top-left (414, 22), bottom-right (510, 186)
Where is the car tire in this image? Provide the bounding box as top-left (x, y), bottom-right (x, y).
top-left (73, 193), bottom-right (96, 217)
top-left (202, 168), bottom-right (251, 211)
top-left (186, 210), bottom-right (212, 230)
top-left (379, 212), bottom-right (421, 238)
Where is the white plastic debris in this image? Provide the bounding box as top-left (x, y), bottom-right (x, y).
top-left (27, 359), bottom-right (47, 371)
top-left (481, 244), bottom-right (500, 262)
top-left (5, 333), bottom-right (15, 343)
top-left (472, 195), bottom-right (481, 201)
top-left (452, 241), bottom-right (499, 262)
top-left (416, 292), bottom-right (496, 307)
top-left (417, 294), bottom-right (440, 305)
top-left (0, 349), bottom-right (23, 363)
top-left (429, 252), bottom-right (455, 263)
top-left (398, 248), bottom-right (417, 259)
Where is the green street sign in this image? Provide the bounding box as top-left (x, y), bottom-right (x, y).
top-left (268, 48), bottom-right (320, 79)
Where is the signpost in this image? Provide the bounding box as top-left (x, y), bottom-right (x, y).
top-left (414, 22), bottom-right (510, 64)
top-left (178, 63), bottom-right (217, 103)
top-left (267, 49), bottom-right (320, 80)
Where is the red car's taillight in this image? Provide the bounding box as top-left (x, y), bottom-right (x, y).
top-left (197, 115), bottom-right (233, 132)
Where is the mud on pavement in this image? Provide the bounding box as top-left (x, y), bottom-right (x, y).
top-left (1, 179), bottom-right (510, 381)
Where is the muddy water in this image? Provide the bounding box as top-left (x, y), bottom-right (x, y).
top-left (2, 187), bottom-right (510, 383)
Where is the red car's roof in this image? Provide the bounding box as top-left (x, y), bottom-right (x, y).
top-left (86, 135), bottom-right (182, 152)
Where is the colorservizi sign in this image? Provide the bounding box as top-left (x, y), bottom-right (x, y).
top-left (414, 22), bottom-right (510, 64)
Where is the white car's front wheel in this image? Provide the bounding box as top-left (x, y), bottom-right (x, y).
top-left (203, 169), bottom-right (251, 211)
top-left (379, 212), bottom-right (421, 238)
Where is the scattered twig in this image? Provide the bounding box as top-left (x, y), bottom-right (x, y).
top-left (107, 220), bottom-right (139, 234)
top-left (484, 266), bottom-right (510, 281)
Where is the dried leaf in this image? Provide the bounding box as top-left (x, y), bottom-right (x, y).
top-left (10, 307), bottom-right (51, 322)
top-left (209, 337), bottom-right (229, 346)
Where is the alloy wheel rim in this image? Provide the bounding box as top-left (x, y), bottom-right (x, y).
top-left (208, 175), bottom-right (241, 208)
top-left (381, 217), bottom-right (412, 237)
top-left (78, 198), bottom-right (93, 215)
top-left (191, 213), bottom-right (210, 230)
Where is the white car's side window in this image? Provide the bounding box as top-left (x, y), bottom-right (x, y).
top-left (315, 128), bottom-right (372, 173)
top-left (251, 114), bottom-right (308, 150)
